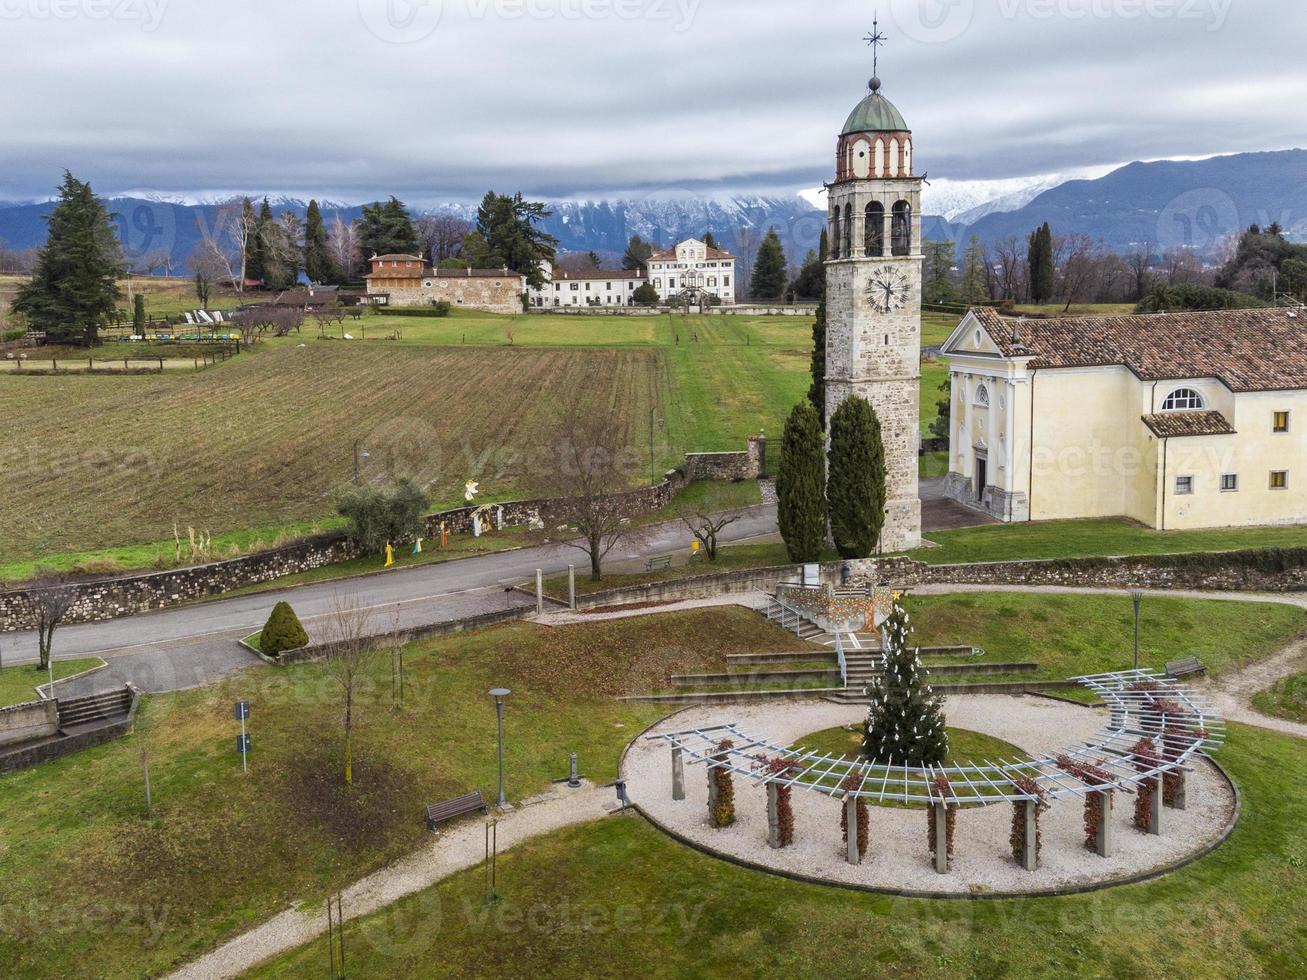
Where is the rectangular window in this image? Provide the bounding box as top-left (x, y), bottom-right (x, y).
top-left (1274, 411), bottom-right (1290, 433)
top-left (1175, 476), bottom-right (1194, 496)
top-left (1271, 471), bottom-right (1289, 490)
top-left (1221, 474), bottom-right (1239, 492)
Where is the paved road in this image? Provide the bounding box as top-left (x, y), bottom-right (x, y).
top-left (7, 505), bottom-right (782, 696)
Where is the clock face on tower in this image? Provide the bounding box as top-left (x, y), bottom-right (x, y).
top-left (867, 267), bottom-right (910, 314)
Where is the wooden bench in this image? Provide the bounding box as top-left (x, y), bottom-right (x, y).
top-left (645, 555), bottom-right (674, 572)
top-left (1165, 657), bottom-right (1207, 679)
top-left (425, 790), bottom-right (489, 832)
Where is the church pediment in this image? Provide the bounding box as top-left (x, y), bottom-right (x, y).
top-left (942, 311), bottom-right (1008, 359)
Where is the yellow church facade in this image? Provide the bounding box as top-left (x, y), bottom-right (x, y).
top-left (940, 306), bottom-right (1307, 531)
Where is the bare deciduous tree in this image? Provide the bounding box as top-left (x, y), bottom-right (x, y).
top-left (24, 572), bottom-right (77, 672)
top-left (322, 595), bottom-right (382, 787)
top-left (327, 213), bottom-right (363, 281)
top-left (987, 236), bottom-right (1027, 302)
top-left (536, 399), bottom-right (647, 581)
top-left (1126, 241), bottom-right (1157, 302)
top-left (231, 305), bottom-right (303, 343)
top-left (1055, 233), bottom-right (1104, 312)
top-left (678, 507), bottom-right (745, 561)
top-left (416, 214), bottom-right (471, 264)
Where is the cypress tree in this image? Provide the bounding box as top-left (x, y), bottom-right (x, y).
top-left (702, 231), bottom-right (718, 250)
top-left (827, 395), bottom-right (886, 559)
top-left (12, 171), bottom-right (123, 346)
top-left (749, 227), bottom-right (788, 300)
top-left (777, 401), bottom-right (826, 563)
top-left (1028, 222), bottom-right (1055, 303)
top-left (304, 200), bottom-right (334, 284)
top-left (807, 229), bottom-right (828, 424)
top-left (863, 601), bottom-right (949, 766)
top-left (132, 293), bottom-right (146, 334)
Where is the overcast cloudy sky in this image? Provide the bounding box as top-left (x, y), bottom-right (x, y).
top-left (1, 0), bottom-right (1303, 206)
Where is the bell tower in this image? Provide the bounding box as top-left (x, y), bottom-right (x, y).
top-left (824, 30), bottom-right (923, 552)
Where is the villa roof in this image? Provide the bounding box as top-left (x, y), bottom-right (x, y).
top-left (648, 245), bottom-right (735, 262)
top-left (968, 306), bottom-right (1307, 392)
top-left (1141, 411), bottom-right (1237, 439)
top-left (551, 269), bottom-right (645, 281)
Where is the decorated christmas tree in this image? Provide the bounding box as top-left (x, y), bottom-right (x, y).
top-left (862, 601), bottom-right (950, 766)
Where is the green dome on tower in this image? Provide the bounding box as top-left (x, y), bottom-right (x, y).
top-left (841, 78), bottom-right (909, 135)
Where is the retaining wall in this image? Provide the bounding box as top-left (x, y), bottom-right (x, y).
top-left (0, 699), bottom-right (58, 749)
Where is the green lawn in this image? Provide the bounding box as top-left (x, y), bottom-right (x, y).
top-left (251, 722), bottom-right (1307, 978)
top-left (902, 592), bottom-right (1304, 682)
top-left (793, 725), bottom-right (1026, 765)
top-left (0, 658), bottom-right (104, 707)
top-left (913, 517), bottom-right (1307, 565)
top-left (1253, 670), bottom-right (1307, 724)
top-left (0, 607), bottom-right (812, 978)
top-left (920, 357), bottom-right (948, 437)
top-left (921, 310), bottom-right (960, 348)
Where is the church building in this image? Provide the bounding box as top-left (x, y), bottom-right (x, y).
top-left (823, 74), bottom-right (924, 551)
top-left (940, 306), bottom-right (1307, 530)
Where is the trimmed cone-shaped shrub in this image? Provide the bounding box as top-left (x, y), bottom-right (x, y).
top-left (863, 602), bottom-right (949, 766)
top-left (261, 601), bottom-right (309, 657)
top-left (827, 395), bottom-right (886, 559)
top-left (709, 740), bottom-right (736, 828)
top-left (777, 401), bottom-right (826, 563)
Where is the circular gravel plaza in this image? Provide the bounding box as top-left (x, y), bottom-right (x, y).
top-left (623, 694), bottom-right (1237, 897)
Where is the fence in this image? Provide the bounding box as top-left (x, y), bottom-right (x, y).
top-left (0, 347), bottom-right (237, 374)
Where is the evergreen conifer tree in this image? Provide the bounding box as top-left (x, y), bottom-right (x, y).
top-left (623, 235), bottom-right (653, 271)
top-left (1028, 223), bottom-right (1055, 303)
top-left (777, 401), bottom-right (826, 562)
top-left (960, 235), bottom-right (988, 305)
top-left (826, 395), bottom-right (886, 558)
top-left (749, 228), bottom-right (788, 300)
top-left (807, 229), bottom-right (828, 424)
top-left (304, 200), bottom-right (334, 284)
top-left (12, 171), bottom-right (123, 346)
top-left (132, 293), bottom-right (146, 333)
top-left (702, 231), bottom-right (718, 250)
top-left (863, 602), bottom-right (949, 766)
top-left (360, 196), bottom-right (421, 259)
top-left (260, 601), bottom-right (310, 657)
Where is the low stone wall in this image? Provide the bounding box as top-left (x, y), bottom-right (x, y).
top-left (574, 564), bottom-right (803, 611)
top-left (0, 686), bottom-right (138, 774)
top-left (707, 304), bottom-right (818, 316)
top-left (0, 699), bottom-right (58, 749)
top-left (0, 442), bottom-right (755, 632)
top-left (682, 437), bottom-right (765, 482)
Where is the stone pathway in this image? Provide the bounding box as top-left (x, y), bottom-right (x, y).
top-left (168, 784), bottom-right (614, 979)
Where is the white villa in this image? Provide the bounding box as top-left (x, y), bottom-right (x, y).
top-left (939, 306), bottom-right (1307, 530)
top-left (527, 238), bottom-right (737, 308)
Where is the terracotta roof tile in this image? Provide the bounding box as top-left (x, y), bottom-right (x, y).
top-left (1141, 411), bottom-right (1237, 438)
top-left (971, 306), bottom-right (1307, 392)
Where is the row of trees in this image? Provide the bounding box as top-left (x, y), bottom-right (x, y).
top-left (777, 395), bottom-right (887, 563)
top-left (923, 223), bottom-right (1295, 312)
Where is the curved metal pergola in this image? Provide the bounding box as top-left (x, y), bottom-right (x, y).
top-left (650, 670), bottom-right (1223, 808)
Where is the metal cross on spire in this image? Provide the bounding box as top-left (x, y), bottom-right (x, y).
top-left (864, 16), bottom-right (887, 84)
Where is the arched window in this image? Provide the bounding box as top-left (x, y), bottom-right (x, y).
top-left (874, 140), bottom-right (885, 177)
top-left (842, 203), bottom-right (853, 261)
top-left (830, 208), bottom-right (842, 259)
top-left (975, 383), bottom-right (991, 407)
top-left (891, 201), bottom-right (912, 256)
top-left (865, 202), bottom-right (885, 257)
top-left (888, 138), bottom-right (900, 177)
top-left (1162, 388), bottom-right (1206, 411)
top-left (904, 139), bottom-right (912, 175)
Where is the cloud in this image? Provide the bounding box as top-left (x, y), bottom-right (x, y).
top-left (0, 0), bottom-right (1301, 204)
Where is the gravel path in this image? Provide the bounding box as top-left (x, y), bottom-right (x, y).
top-left (624, 697), bottom-right (1235, 896)
top-left (168, 784), bottom-right (612, 980)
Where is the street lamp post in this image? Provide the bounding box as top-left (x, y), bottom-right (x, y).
top-left (489, 688), bottom-right (511, 806)
top-left (1130, 590), bottom-right (1145, 671)
top-left (352, 441), bottom-right (370, 486)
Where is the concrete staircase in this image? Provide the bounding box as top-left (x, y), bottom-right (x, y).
top-left (57, 688), bottom-right (132, 734)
